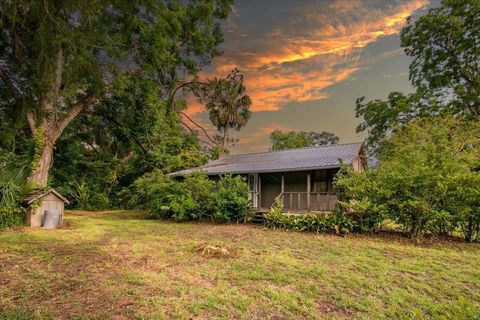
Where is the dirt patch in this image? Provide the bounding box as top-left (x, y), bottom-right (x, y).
top-left (317, 300), bottom-right (355, 317)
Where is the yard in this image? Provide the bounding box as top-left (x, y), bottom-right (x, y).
top-left (0, 211), bottom-right (479, 320)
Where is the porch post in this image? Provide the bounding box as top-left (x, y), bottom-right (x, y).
top-left (258, 175), bottom-right (261, 209)
top-left (307, 172), bottom-right (311, 211)
top-left (281, 174), bottom-right (285, 208)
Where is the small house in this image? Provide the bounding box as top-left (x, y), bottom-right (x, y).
top-left (22, 189), bottom-right (70, 227)
top-left (169, 142), bottom-right (366, 212)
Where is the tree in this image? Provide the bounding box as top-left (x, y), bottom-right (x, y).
top-left (0, 0), bottom-right (231, 187)
top-left (356, 0), bottom-right (480, 153)
top-left (401, 0), bottom-right (480, 119)
top-left (195, 68), bottom-right (252, 152)
top-left (270, 130), bottom-right (339, 151)
top-left (336, 116), bottom-right (480, 240)
top-left (50, 76), bottom-right (209, 209)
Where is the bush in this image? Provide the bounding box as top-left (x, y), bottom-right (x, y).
top-left (133, 169), bottom-right (176, 219)
top-left (168, 172), bottom-right (216, 221)
top-left (264, 197), bottom-right (354, 234)
top-left (335, 116), bottom-right (480, 241)
top-left (213, 174), bottom-right (249, 222)
top-left (134, 171), bottom-right (249, 222)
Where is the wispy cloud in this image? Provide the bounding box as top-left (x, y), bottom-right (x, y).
top-left (185, 0), bottom-right (427, 116)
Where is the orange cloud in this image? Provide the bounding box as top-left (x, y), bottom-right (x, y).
top-left (185, 0), bottom-right (427, 116)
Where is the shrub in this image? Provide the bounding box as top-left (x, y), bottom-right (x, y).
top-left (62, 179), bottom-right (110, 210)
top-left (134, 171), bottom-right (249, 222)
top-left (133, 169), bottom-right (176, 219)
top-left (213, 174), bottom-right (249, 222)
top-left (336, 116), bottom-right (480, 241)
top-left (264, 197), bottom-right (354, 234)
top-left (168, 172), bottom-right (216, 221)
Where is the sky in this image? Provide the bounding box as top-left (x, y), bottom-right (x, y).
top-left (184, 0), bottom-right (434, 154)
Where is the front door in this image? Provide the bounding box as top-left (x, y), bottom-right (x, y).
top-left (260, 173), bottom-right (282, 209)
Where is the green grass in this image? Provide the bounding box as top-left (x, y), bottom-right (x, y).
top-left (0, 210), bottom-right (479, 319)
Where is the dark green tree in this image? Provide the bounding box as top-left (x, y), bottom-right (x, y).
top-left (0, 0), bottom-right (231, 187)
top-left (270, 130), bottom-right (339, 151)
top-left (356, 0), bottom-right (480, 153)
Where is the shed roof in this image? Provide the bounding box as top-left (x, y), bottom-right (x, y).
top-left (22, 188), bottom-right (70, 205)
top-left (169, 142), bottom-right (364, 177)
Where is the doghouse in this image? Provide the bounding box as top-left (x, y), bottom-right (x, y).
top-left (22, 189), bottom-right (70, 228)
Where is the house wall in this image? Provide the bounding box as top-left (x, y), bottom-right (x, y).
top-left (259, 169), bottom-right (339, 211)
top-left (351, 156), bottom-right (365, 172)
top-left (27, 193), bottom-right (65, 227)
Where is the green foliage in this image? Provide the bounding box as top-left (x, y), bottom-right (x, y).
top-left (336, 116), bottom-right (480, 240)
top-left (264, 202), bottom-right (354, 235)
top-left (401, 0), bottom-right (480, 119)
top-left (49, 77), bottom-right (210, 210)
top-left (168, 172), bottom-right (216, 221)
top-left (133, 169), bottom-right (175, 219)
top-left (213, 175), bottom-right (249, 222)
top-left (134, 172), bottom-right (249, 222)
top-left (357, 0), bottom-right (480, 153)
top-left (195, 68), bottom-right (252, 150)
top-left (0, 163), bottom-right (30, 228)
top-left (270, 130), bottom-right (339, 151)
top-left (355, 90), bottom-right (441, 154)
top-left (0, 0), bottom-right (233, 188)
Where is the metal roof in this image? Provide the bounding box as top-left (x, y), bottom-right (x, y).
top-left (169, 142), bottom-right (364, 177)
top-left (22, 188), bottom-right (70, 205)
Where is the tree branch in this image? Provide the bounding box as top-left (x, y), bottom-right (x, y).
top-left (180, 111), bottom-right (215, 144)
top-left (53, 94), bottom-right (98, 141)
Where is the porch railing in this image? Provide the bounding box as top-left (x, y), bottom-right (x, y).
top-left (279, 192), bottom-right (337, 212)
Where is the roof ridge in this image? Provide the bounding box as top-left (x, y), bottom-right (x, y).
top-left (221, 142), bottom-right (364, 158)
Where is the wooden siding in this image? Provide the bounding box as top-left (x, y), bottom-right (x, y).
top-left (27, 193), bottom-right (65, 227)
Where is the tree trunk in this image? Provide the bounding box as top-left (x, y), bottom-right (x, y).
top-left (222, 127), bottom-right (229, 150)
top-left (28, 138), bottom-right (54, 187)
top-left (25, 47), bottom-right (96, 187)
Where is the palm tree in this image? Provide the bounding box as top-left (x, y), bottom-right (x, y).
top-left (196, 68), bottom-right (252, 152)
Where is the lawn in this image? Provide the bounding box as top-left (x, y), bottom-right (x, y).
top-left (0, 211), bottom-right (479, 320)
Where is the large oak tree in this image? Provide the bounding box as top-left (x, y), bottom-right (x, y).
top-left (0, 0), bottom-right (231, 187)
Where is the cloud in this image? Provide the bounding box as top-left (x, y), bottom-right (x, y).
top-left (185, 0), bottom-right (427, 116)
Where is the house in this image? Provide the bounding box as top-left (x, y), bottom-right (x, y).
top-left (169, 142), bottom-right (366, 212)
top-left (22, 189), bottom-right (70, 227)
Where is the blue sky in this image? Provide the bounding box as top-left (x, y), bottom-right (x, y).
top-left (186, 0), bottom-right (435, 153)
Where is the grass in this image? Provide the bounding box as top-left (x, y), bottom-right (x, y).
top-left (0, 210), bottom-right (479, 319)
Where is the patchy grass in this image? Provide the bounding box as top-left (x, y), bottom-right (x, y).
top-left (0, 210), bottom-right (479, 320)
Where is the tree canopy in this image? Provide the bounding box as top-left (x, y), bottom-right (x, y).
top-left (195, 68), bottom-right (252, 152)
top-left (356, 0), bottom-right (480, 153)
top-left (270, 130), bottom-right (339, 151)
top-left (0, 0), bottom-right (232, 186)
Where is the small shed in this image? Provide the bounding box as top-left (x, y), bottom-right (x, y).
top-left (22, 189), bottom-right (70, 228)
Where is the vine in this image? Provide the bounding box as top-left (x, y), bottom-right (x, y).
top-left (31, 126), bottom-right (45, 171)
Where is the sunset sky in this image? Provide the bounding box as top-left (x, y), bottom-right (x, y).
top-left (185, 0), bottom-right (435, 154)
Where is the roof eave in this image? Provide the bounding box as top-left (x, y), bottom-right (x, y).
top-left (169, 164), bottom-right (348, 177)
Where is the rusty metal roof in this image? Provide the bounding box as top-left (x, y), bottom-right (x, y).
top-left (169, 142), bottom-right (364, 177)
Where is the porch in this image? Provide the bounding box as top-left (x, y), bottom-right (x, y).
top-left (247, 169), bottom-right (339, 212)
